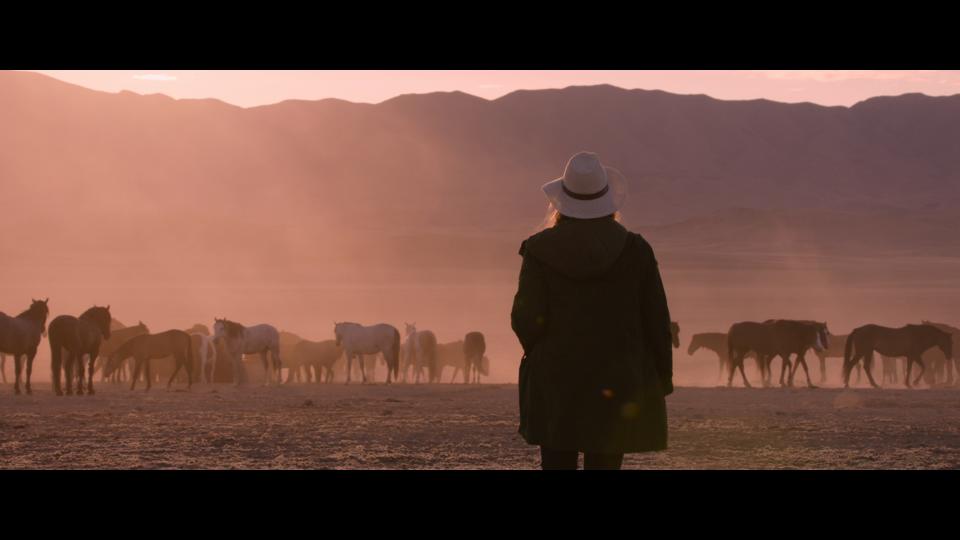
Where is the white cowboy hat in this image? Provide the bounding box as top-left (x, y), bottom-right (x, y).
top-left (542, 152), bottom-right (628, 219)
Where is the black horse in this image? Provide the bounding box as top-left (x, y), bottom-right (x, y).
top-left (0, 298), bottom-right (50, 395)
top-left (48, 305), bottom-right (112, 396)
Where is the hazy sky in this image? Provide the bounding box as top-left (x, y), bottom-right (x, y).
top-left (30, 70), bottom-right (960, 108)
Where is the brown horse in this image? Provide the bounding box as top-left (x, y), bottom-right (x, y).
top-left (463, 331), bottom-right (486, 384)
top-left (670, 321), bottom-right (680, 349)
top-left (0, 298), bottom-right (50, 395)
top-left (96, 321), bottom-right (150, 383)
top-left (290, 339), bottom-right (343, 383)
top-left (843, 324), bottom-right (953, 389)
top-left (48, 305), bottom-right (112, 396)
top-left (767, 320), bottom-right (829, 388)
top-left (919, 321), bottom-right (960, 386)
top-left (727, 322), bottom-right (780, 388)
top-left (687, 332), bottom-right (760, 384)
top-left (104, 330), bottom-right (194, 391)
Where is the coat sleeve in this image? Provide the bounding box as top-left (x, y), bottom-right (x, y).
top-left (511, 242), bottom-right (548, 355)
top-left (638, 239), bottom-right (674, 396)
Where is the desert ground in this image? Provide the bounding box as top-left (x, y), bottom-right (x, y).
top-left (2, 381), bottom-right (959, 469)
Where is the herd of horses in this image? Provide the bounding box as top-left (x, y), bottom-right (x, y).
top-left (680, 319), bottom-right (958, 389)
top-left (3, 298), bottom-right (959, 395)
top-left (0, 299), bottom-right (488, 395)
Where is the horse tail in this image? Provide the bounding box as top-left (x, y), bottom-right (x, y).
top-left (843, 330), bottom-right (856, 379)
top-left (391, 327), bottom-right (401, 378)
top-left (185, 333), bottom-right (195, 382)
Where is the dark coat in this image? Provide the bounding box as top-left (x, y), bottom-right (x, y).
top-left (511, 217), bottom-right (673, 454)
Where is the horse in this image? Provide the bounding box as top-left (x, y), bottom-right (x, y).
top-left (48, 305), bottom-right (112, 396)
top-left (430, 340), bottom-right (465, 382)
top-left (727, 322), bottom-right (780, 388)
top-left (290, 339), bottom-right (343, 384)
top-left (104, 330), bottom-right (194, 391)
top-left (919, 321), bottom-right (960, 386)
top-left (96, 321), bottom-right (150, 383)
top-left (768, 320), bottom-right (829, 388)
top-left (463, 331), bottom-right (486, 384)
top-left (213, 318), bottom-right (282, 386)
top-left (688, 332), bottom-right (758, 384)
top-left (191, 333), bottom-right (219, 384)
top-left (0, 298), bottom-right (50, 395)
top-left (402, 323), bottom-right (438, 383)
top-left (670, 321), bottom-right (680, 349)
top-left (810, 332), bottom-right (850, 385)
top-left (334, 321), bottom-right (400, 384)
top-left (844, 324), bottom-right (954, 389)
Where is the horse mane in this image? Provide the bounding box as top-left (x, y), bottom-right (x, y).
top-left (16, 300), bottom-right (48, 320)
top-left (186, 323), bottom-right (210, 335)
top-left (921, 320), bottom-right (960, 335)
top-left (220, 319), bottom-right (245, 337)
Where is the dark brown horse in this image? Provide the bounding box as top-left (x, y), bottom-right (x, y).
top-left (727, 322), bottom-right (780, 388)
top-left (843, 324), bottom-right (953, 389)
top-left (767, 320), bottom-right (829, 388)
top-left (104, 330), bottom-right (194, 391)
top-left (463, 331), bottom-right (486, 384)
top-left (0, 298), bottom-right (50, 395)
top-left (670, 321), bottom-right (680, 349)
top-left (48, 305), bottom-right (112, 396)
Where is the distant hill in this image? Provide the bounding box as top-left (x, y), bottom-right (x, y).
top-left (2, 70), bottom-right (960, 288)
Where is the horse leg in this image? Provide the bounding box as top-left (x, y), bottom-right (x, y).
top-left (863, 352), bottom-right (881, 389)
top-left (0, 354), bottom-right (6, 384)
top-left (726, 353), bottom-right (739, 387)
top-left (167, 356), bottom-right (183, 390)
top-left (738, 360), bottom-right (752, 389)
top-left (144, 358), bottom-right (154, 391)
top-left (12, 354), bottom-right (23, 395)
top-left (912, 356), bottom-right (926, 388)
top-left (87, 349), bottom-right (98, 395)
top-left (345, 354), bottom-right (352, 385)
top-left (778, 355), bottom-right (790, 387)
top-left (818, 352), bottom-right (827, 385)
top-left (74, 354), bottom-right (86, 396)
top-left (797, 353), bottom-right (816, 389)
top-left (260, 351), bottom-right (270, 386)
top-left (905, 357), bottom-right (914, 389)
top-left (359, 354), bottom-right (368, 384)
top-left (25, 351), bottom-right (37, 395)
top-left (64, 352), bottom-right (75, 396)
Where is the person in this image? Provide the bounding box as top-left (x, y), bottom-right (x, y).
top-left (510, 151), bottom-right (674, 470)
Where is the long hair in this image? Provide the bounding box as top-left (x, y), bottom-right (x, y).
top-left (539, 204), bottom-right (621, 231)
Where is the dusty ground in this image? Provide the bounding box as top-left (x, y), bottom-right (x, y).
top-left (1, 383), bottom-right (959, 469)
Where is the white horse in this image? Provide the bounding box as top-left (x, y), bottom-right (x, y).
top-left (191, 333), bottom-right (219, 383)
top-left (333, 322), bottom-right (400, 384)
top-left (402, 322), bottom-right (439, 383)
top-left (213, 319), bottom-right (281, 385)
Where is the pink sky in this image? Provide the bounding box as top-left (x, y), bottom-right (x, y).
top-left (29, 70), bottom-right (960, 108)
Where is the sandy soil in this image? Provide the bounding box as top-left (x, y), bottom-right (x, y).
top-left (2, 382), bottom-right (959, 469)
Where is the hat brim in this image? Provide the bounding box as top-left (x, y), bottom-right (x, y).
top-left (541, 166), bottom-right (628, 219)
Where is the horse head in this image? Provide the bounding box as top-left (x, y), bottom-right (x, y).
top-left (670, 321), bottom-right (680, 349)
top-left (405, 322), bottom-right (417, 337)
top-left (815, 322), bottom-right (830, 352)
top-left (29, 298), bottom-right (50, 336)
top-left (686, 334), bottom-right (700, 356)
top-left (81, 305), bottom-right (112, 340)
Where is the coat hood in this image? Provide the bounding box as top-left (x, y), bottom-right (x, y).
top-left (521, 217), bottom-right (631, 280)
